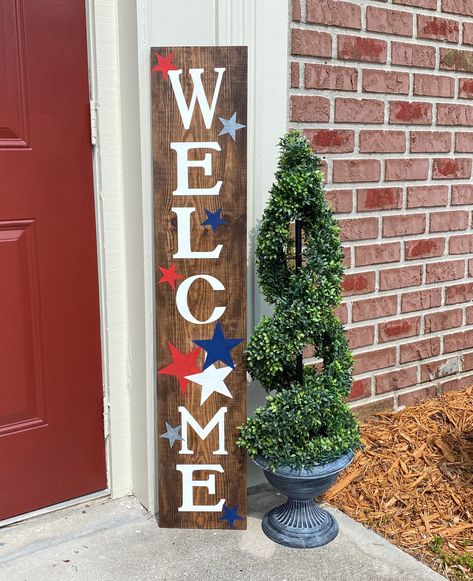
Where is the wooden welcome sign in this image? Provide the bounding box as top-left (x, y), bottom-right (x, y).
top-left (152, 47), bottom-right (247, 529)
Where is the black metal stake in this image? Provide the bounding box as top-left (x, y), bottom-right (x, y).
top-left (295, 219), bottom-right (304, 386)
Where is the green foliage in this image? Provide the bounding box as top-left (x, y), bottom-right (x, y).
top-left (237, 130), bottom-right (362, 470)
top-left (429, 536), bottom-right (473, 578)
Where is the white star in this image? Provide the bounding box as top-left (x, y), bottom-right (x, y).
top-left (218, 112), bottom-right (246, 141)
top-left (185, 364), bottom-right (234, 405)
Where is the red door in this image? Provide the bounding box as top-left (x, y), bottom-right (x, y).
top-left (0, 1), bottom-right (106, 520)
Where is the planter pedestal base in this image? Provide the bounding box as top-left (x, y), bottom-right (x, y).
top-left (262, 498), bottom-right (338, 549)
top-left (254, 450), bottom-right (355, 549)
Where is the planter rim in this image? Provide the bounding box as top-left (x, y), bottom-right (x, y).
top-left (253, 449), bottom-right (355, 479)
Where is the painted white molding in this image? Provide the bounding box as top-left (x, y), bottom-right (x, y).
top-left (86, 0), bottom-right (132, 499)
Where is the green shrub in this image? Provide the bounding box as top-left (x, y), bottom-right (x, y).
top-left (237, 130), bottom-right (362, 470)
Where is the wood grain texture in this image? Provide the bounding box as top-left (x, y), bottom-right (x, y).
top-left (152, 46), bottom-right (247, 529)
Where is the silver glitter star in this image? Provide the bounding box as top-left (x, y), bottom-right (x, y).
top-left (218, 112), bottom-right (246, 140)
top-left (160, 422), bottom-right (184, 448)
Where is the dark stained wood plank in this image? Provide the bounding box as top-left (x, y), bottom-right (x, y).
top-left (152, 46), bottom-right (247, 529)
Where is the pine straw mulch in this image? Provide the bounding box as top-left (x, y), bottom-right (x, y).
top-left (323, 386), bottom-right (473, 580)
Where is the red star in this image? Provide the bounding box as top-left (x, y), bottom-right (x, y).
top-left (158, 344), bottom-right (201, 393)
top-left (152, 52), bottom-right (178, 80)
top-left (159, 264), bottom-right (184, 289)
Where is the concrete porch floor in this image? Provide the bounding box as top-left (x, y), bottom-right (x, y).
top-left (0, 490), bottom-right (445, 581)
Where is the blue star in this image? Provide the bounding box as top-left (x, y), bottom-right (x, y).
top-left (193, 322), bottom-right (243, 370)
top-left (201, 208), bottom-right (228, 233)
top-left (220, 504), bottom-right (243, 528)
top-left (160, 422), bottom-right (184, 448)
top-left (218, 112), bottom-right (246, 141)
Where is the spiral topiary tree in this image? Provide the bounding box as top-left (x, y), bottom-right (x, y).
top-left (238, 130), bottom-right (362, 470)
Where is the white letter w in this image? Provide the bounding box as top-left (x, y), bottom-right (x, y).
top-left (168, 68), bottom-right (225, 130)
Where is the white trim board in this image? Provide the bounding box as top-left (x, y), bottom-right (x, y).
top-left (86, 0), bottom-right (132, 500)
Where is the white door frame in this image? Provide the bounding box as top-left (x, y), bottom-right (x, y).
top-left (86, 0), bottom-right (289, 513)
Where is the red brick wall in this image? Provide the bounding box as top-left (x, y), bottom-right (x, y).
top-left (290, 0), bottom-right (473, 411)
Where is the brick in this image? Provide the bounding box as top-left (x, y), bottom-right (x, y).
top-left (379, 316), bottom-right (420, 343)
top-left (357, 187), bottom-right (402, 211)
top-left (352, 398), bottom-right (395, 421)
top-left (400, 338), bottom-right (440, 363)
top-left (462, 352), bottom-right (473, 371)
top-left (451, 184), bottom-right (473, 204)
top-left (421, 356), bottom-right (459, 382)
top-left (338, 35), bottom-right (387, 63)
top-left (407, 185), bottom-right (449, 208)
top-left (342, 272), bottom-right (376, 296)
top-left (335, 98), bottom-right (384, 124)
top-left (325, 189), bottom-right (353, 213)
top-left (425, 260), bottom-right (465, 283)
top-left (441, 373), bottom-right (473, 394)
top-left (346, 325), bottom-right (375, 349)
top-left (366, 7), bottom-right (413, 37)
top-left (464, 23), bottom-right (473, 46)
top-left (292, 0), bottom-right (301, 20)
top-left (430, 211), bottom-right (469, 232)
top-left (392, 42), bottom-right (436, 69)
top-left (362, 70), bottom-right (409, 95)
top-left (445, 282), bottom-right (473, 305)
top-left (354, 347), bottom-right (396, 374)
top-left (303, 344), bottom-right (315, 359)
top-left (442, 0), bottom-right (473, 17)
top-left (305, 64), bottom-right (358, 92)
top-left (417, 15), bottom-right (459, 43)
top-left (352, 295), bottom-right (398, 322)
top-left (306, 0), bottom-right (361, 29)
top-left (444, 329), bottom-right (473, 353)
top-left (385, 158), bottom-right (429, 181)
top-left (290, 62), bottom-right (299, 88)
top-left (355, 242), bottom-right (401, 267)
top-left (455, 132), bottom-right (473, 152)
top-left (450, 234), bottom-right (473, 254)
top-left (405, 237), bottom-right (445, 260)
top-left (413, 74), bottom-right (454, 98)
top-left (379, 265), bottom-right (422, 291)
top-left (401, 288), bottom-right (442, 313)
top-left (290, 96), bottom-right (330, 122)
top-left (398, 386), bottom-right (437, 407)
top-left (437, 104), bottom-right (473, 126)
top-left (376, 366), bottom-right (418, 394)
top-left (348, 377), bottom-right (371, 401)
top-left (360, 130), bottom-right (406, 153)
top-left (383, 214), bottom-right (426, 238)
top-left (394, 0), bottom-right (436, 8)
top-left (424, 309), bottom-right (463, 333)
top-left (305, 129), bottom-right (355, 154)
top-left (291, 29), bottom-right (332, 58)
top-left (333, 159), bottom-right (381, 183)
top-left (335, 303), bottom-right (348, 324)
top-left (440, 48), bottom-right (473, 73)
top-left (339, 217), bottom-right (378, 241)
top-left (467, 305), bottom-right (473, 323)
top-left (342, 246), bottom-right (351, 268)
top-left (459, 79), bottom-right (473, 99)
top-left (410, 131), bottom-right (452, 153)
top-left (433, 158), bottom-right (472, 179)
top-left (390, 102), bottom-right (432, 125)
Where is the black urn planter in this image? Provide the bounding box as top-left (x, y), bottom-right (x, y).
top-left (254, 450), bottom-right (354, 549)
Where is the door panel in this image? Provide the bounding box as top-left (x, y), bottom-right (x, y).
top-left (0, 0), bottom-right (107, 520)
